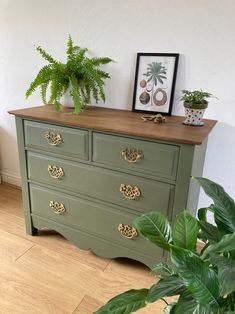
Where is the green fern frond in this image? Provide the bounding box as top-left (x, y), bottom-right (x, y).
top-left (75, 48), bottom-right (88, 63)
top-left (90, 57), bottom-right (113, 66)
top-left (83, 85), bottom-right (91, 104)
top-left (49, 78), bottom-right (64, 104)
top-left (54, 101), bottom-right (61, 112)
top-left (66, 35), bottom-right (74, 56)
top-left (96, 69), bottom-right (110, 79)
top-left (25, 65), bottom-right (52, 98)
top-left (40, 82), bottom-right (49, 104)
top-left (36, 46), bottom-right (57, 64)
top-left (70, 76), bottom-right (82, 114)
top-left (98, 85), bottom-right (106, 103)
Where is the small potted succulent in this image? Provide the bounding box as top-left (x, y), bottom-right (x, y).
top-left (26, 35), bottom-right (113, 114)
top-left (180, 89), bottom-right (215, 126)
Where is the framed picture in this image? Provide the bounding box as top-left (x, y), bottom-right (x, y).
top-left (132, 53), bottom-right (179, 115)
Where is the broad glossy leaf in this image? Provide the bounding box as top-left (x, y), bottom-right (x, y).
top-left (194, 177), bottom-right (235, 233)
top-left (151, 262), bottom-right (174, 277)
top-left (173, 211), bottom-right (199, 250)
top-left (202, 232), bottom-right (235, 259)
top-left (147, 275), bottom-right (184, 302)
top-left (197, 207), bottom-right (209, 221)
top-left (170, 246), bottom-right (220, 309)
top-left (198, 221), bottom-right (222, 243)
top-left (174, 289), bottom-right (210, 314)
top-left (134, 212), bottom-right (172, 250)
top-left (197, 205), bottom-right (214, 221)
top-left (94, 289), bottom-right (148, 314)
top-left (211, 255), bottom-right (235, 296)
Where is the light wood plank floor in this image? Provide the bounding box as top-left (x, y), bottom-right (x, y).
top-left (0, 183), bottom-right (169, 314)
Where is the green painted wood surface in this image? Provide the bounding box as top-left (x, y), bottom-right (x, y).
top-left (31, 214), bottom-right (163, 268)
top-left (29, 184), bottom-right (163, 258)
top-left (27, 151), bottom-right (174, 214)
top-left (15, 117), bottom-right (37, 235)
top-left (12, 115), bottom-right (212, 269)
top-left (24, 121), bottom-right (89, 160)
top-left (92, 132), bottom-right (179, 181)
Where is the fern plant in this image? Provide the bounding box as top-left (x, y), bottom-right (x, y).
top-left (26, 35), bottom-right (113, 114)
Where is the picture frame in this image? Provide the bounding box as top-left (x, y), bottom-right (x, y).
top-left (132, 53), bottom-right (179, 115)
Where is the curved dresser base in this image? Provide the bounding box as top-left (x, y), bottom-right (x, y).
top-left (31, 215), bottom-right (160, 269)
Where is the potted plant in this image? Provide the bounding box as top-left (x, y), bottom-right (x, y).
top-left (180, 90), bottom-right (215, 126)
top-left (25, 35), bottom-right (113, 114)
top-left (95, 177), bottom-right (235, 314)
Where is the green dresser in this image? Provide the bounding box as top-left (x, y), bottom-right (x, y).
top-left (10, 106), bottom-right (216, 268)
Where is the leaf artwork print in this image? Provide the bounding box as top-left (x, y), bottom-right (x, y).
top-left (139, 62), bottom-right (167, 107)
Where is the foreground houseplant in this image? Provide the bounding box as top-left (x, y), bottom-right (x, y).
top-left (180, 90), bottom-right (215, 126)
top-left (26, 35), bottom-right (113, 114)
top-left (95, 177), bottom-right (235, 314)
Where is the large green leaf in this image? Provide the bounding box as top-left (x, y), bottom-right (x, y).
top-left (173, 211), bottom-right (199, 250)
top-left (174, 289), bottom-right (210, 314)
top-left (198, 220), bottom-right (222, 243)
top-left (170, 246), bottom-right (220, 310)
top-left (201, 232), bottom-right (235, 259)
top-left (147, 275), bottom-right (184, 302)
top-left (211, 255), bottom-right (235, 296)
top-left (94, 289), bottom-right (148, 314)
top-left (151, 261), bottom-right (175, 277)
top-left (197, 206), bottom-right (214, 221)
top-left (134, 212), bottom-right (172, 250)
top-left (194, 177), bottom-right (235, 233)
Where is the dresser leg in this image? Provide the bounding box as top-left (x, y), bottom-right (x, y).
top-left (26, 225), bottom-right (38, 236)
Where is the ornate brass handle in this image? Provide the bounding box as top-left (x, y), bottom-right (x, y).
top-left (48, 165), bottom-right (64, 179)
top-left (121, 148), bottom-right (143, 163)
top-left (49, 201), bottom-right (66, 214)
top-left (119, 184), bottom-right (141, 200)
top-left (118, 224), bottom-right (138, 239)
top-left (44, 131), bottom-right (62, 146)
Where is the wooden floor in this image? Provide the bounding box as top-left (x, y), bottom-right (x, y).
top-left (0, 183), bottom-right (171, 314)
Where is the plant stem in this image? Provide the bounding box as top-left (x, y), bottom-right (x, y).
top-left (160, 298), bottom-right (169, 306)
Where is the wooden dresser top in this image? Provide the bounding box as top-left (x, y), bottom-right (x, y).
top-left (9, 106), bottom-right (217, 145)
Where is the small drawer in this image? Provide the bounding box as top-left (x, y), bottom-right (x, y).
top-left (24, 121), bottom-right (89, 160)
top-left (92, 132), bottom-right (179, 180)
top-left (29, 184), bottom-right (163, 258)
top-left (27, 152), bottom-right (174, 214)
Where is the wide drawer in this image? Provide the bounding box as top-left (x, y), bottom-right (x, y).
top-left (24, 121), bottom-right (89, 160)
top-left (27, 152), bottom-right (174, 214)
top-left (92, 132), bottom-right (179, 180)
top-left (29, 184), bottom-right (163, 258)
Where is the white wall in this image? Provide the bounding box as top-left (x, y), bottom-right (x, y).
top-left (0, 0), bottom-right (235, 209)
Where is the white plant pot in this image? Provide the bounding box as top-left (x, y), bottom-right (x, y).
top-left (60, 88), bottom-right (74, 108)
top-left (183, 108), bottom-right (206, 126)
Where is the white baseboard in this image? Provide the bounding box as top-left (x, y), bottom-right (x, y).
top-left (1, 172), bottom-right (22, 187)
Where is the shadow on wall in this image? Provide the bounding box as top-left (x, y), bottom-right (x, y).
top-left (199, 121), bottom-right (235, 210)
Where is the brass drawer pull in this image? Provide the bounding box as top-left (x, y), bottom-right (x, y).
top-left (119, 184), bottom-right (141, 200)
top-left (49, 201), bottom-right (66, 214)
top-left (118, 224), bottom-right (138, 239)
top-left (44, 131), bottom-right (62, 146)
top-left (121, 148), bottom-right (143, 163)
top-left (48, 165), bottom-right (64, 179)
